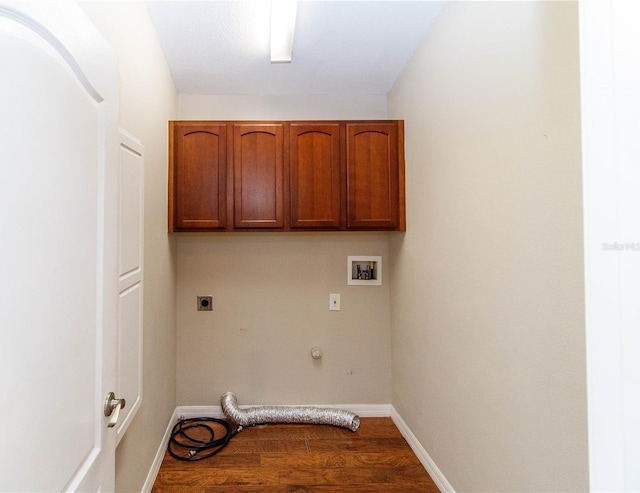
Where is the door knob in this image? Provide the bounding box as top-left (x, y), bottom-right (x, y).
top-left (104, 392), bottom-right (126, 428)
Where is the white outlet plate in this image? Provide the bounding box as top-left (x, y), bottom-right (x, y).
top-left (329, 293), bottom-right (340, 311)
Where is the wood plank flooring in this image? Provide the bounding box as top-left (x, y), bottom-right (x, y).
top-left (152, 417), bottom-right (439, 492)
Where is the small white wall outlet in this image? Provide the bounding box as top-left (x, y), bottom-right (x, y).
top-left (329, 293), bottom-right (340, 311)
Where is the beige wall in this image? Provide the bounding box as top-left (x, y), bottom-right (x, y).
top-left (177, 94), bottom-right (392, 406)
top-left (177, 233), bottom-right (391, 405)
top-left (387, 2), bottom-right (588, 491)
top-left (79, 3), bottom-right (178, 491)
top-left (178, 94), bottom-right (387, 120)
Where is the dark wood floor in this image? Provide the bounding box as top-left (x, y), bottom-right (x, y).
top-left (152, 417), bottom-right (439, 492)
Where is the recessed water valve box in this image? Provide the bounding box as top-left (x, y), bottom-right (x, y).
top-left (347, 256), bottom-right (382, 285)
top-left (197, 295), bottom-right (213, 311)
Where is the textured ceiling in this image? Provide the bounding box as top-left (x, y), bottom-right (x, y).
top-left (145, 1), bottom-right (445, 95)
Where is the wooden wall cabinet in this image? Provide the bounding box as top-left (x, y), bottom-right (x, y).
top-left (347, 122), bottom-right (401, 230)
top-left (289, 123), bottom-right (342, 229)
top-left (232, 123), bottom-right (285, 229)
top-left (169, 122), bottom-right (227, 231)
top-left (169, 120), bottom-right (405, 232)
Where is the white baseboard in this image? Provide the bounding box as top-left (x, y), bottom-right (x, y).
top-left (142, 403), bottom-right (454, 493)
top-left (390, 406), bottom-right (455, 493)
top-left (140, 407), bottom-right (179, 493)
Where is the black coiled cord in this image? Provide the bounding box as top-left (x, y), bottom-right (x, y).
top-left (167, 417), bottom-right (242, 461)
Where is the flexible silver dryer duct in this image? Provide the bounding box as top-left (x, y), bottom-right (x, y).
top-left (220, 391), bottom-right (360, 432)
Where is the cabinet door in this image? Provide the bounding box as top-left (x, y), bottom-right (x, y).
top-left (233, 123), bottom-right (284, 229)
top-left (171, 123), bottom-right (227, 231)
top-left (290, 123), bottom-right (342, 229)
top-left (346, 123), bottom-right (400, 230)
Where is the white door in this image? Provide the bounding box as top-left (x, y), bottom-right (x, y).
top-left (0, 2), bottom-right (119, 491)
top-left (116, 129), bottom-right (144, 445)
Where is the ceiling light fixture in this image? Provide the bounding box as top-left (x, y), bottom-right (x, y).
top-left (270, 0), bottom-right (297, 63)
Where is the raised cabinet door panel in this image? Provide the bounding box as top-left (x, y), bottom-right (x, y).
top-left (347, 123), bottom-right (400, 230)
top-left (233, 124), bottom-right (285, 229)
top-left (172, 123), bottom-right (226, 230)
top-left (290, 123), bottom-right (342, 229)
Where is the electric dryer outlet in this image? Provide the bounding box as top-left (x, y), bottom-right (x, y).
top-left (197, 295), bottom-right (213, 311)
